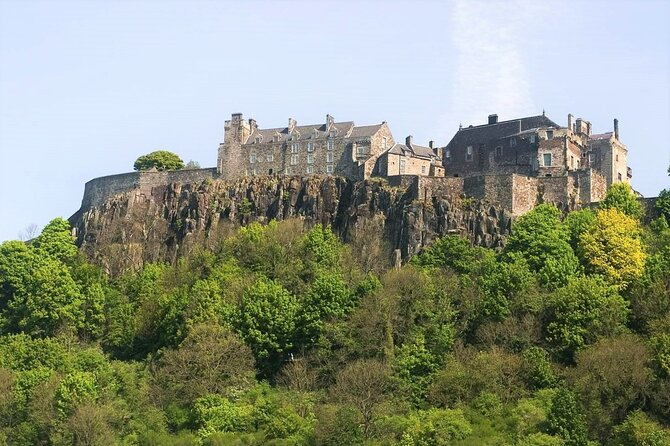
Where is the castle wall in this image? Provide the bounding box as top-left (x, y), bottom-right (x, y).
top-left (511, 175), bottom-right (537, 215)
top-left (80, 168), bottom-right (217, 212)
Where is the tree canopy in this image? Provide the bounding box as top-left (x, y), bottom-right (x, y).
top-left (1, 207), bottom-right (669, 445)
top-left (133, 150), bottom-right (185, 171)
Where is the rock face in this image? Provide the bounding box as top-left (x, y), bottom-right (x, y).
top-left (70, 175), bottom-right (513, 275)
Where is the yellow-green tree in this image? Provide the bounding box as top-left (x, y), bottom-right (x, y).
top-left (579, 208), bottom-right (646, 290)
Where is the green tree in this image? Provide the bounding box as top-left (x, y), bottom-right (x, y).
top-left (502, 204), bottom-right (579, 288)
top-left (32, 218), bottom-right (78, 265)
top-left (546, 388), bottom-right (588, 446)
top-left (133, 150), bottom-right (184, 171)
top-left (563, 209), bottom-right (595, 252)
top-left (412, 235), bottom-right (493, 274)
top-left (656, 188), bottom-right (670, 224)
top-left (545, 276), bottom-right (629, 362)
top-left (579, 208), bottom-right (646, 290)
top-left (601, 182), bottom-right (644, 220)
top-left (612, 410), bottom-right (670, 446)
top-left (233, 278), bottom-right (300, 375)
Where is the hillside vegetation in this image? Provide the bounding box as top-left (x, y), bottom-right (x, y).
top-left (1, 183), bottom-right (669, 445)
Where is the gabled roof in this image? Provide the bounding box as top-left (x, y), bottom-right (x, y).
top-left (446, 114), bottom-right (560, 149)
top-left (246, 122), bottom-right (355, 144)
top-left (244, 120), bottom-right (387, 144)
top-left (386, 143), bottom-right (435, 160)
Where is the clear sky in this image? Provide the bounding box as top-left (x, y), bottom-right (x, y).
top-left (1, 0), bottom-right (669, 242)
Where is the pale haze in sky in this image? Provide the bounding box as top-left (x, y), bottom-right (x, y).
top-left (1, 0), bottom-right (669, 242)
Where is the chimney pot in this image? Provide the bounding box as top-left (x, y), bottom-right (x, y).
top-left (488, 114), bottom-right (498, 125)
top-left (614, 118), bottom-right (619, 140)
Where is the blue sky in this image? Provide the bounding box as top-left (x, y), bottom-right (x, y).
top-left (1, 0), bottom-right (669, 241)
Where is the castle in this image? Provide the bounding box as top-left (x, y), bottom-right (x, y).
top-left (216, 111), bottom-right (630, 213)
top-left (75, 110), bottom-right (630, 221)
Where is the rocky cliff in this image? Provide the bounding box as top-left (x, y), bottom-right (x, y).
top-left (69, 175), bottom-right (513, 275)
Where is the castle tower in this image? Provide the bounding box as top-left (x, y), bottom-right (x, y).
top-left (218, 113), bottom-right (252, 179)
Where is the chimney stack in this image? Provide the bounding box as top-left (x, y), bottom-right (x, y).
top-left (288, 117), bottom-right (297, 133)
top-left (614, 118), bottom-right (619, 140)
top-left (405, 135), bottom-right (413, 147)
top-left (568, 114), bottom-right (574, 132)
top-left (429, 140), bottom-right (434, 149)
top-left (326, 114), bottom-right (334, 130)
top-left (488, 114), bottom-right (498, 125)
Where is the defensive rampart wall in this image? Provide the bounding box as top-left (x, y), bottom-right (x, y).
top-left (79, 168), bottom-right (218, 211)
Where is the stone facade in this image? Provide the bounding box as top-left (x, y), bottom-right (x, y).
top-left (442, 112), bottom-right (630, 196)
top-left (217, 113), bottom-right (401, 181)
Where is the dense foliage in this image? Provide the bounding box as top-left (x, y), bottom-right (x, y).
top-left (133, 150), bottom-right (185, 171)
top-left (0, 184), bottom-right (669, 445)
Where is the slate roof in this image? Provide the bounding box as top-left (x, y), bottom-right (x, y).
top-left (446, 114), bottom-right (560, 150)
top-left (245, 121), bottom-right (384, 144)
top-left (386, 143), bottom-right (436, 160)
top-left (589, 132), bottom-right (613, 141)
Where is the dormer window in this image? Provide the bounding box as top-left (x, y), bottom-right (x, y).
top-left (249, 154), bottom-right (257, 164)
top-left (382, 137), bottom-right (387, 149)
top-left (255, 136), bottom-right (262, 144)
top-left (356, 144), bottom-right (364, 157)
top-left (273, 135), bottom-right (280, 142)
top-left (546, 130), bottom-right (554, 140)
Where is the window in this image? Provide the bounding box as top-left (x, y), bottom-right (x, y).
top-left (400, 158), bottom-right (406, 173)
top-left (249, 154), bottom-right (257, 163)
top-left (307, 153), bottom-right (315, 164)
top-left (510, 137), bottom-right (516, 147)
top-left (382, 137), bottom-right (387, 149)
top-left (267, 153), bottom-right (274, 162)
top-left (327, 152), bottom-right (334, 163)
top-left (307, 165), bottom-right (314, 174)
top-left (466, 146), bottom-right (473, 161)
top-left (495, 146), bottom-right (503, 157)
top-left (356, 145), bottom-right (364, 157)
top-left (291, 142), bottom-right (299, 153)
top-left (307, 142), bottom-right (315, 152)
top-left (291, 154), bottom-right (298, 165)
top-left (421, 165), bottom-right (426, 174)
top-left (617, 172), bottom-right (622, 181)
top-left (530, 134), bottom-right (536, 143)
top-left (255, 137), bottom-right (262, 144)
top-left (543, 153), bottom-right (552, 166)
top-left (616, 153), bottom-right (619, 161)
top-left (252, 167), bottom-right (257, 175)
top-left (571, 156), bottom-right (574, 168)
top-left (327, 164), bottom-right (334, 174)
top-left (546, 130), bottom-right (554, 140)
top-left (327, 140), bottom-right (334, 151)
top-left (589, 153), bottom-right (595, 163)
top-left (445, 149), bottom-right (451, 159)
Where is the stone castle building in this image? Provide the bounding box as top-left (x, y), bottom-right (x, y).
top-left (443, 112), bottom-right (630, 187)
top-left (217, 113), bottom-right (444, 181)
top-left (213, 111), bottom-right (630, 214)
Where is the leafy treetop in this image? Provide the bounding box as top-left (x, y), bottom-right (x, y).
top-left (133, 150), bottom-right (185, 171)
